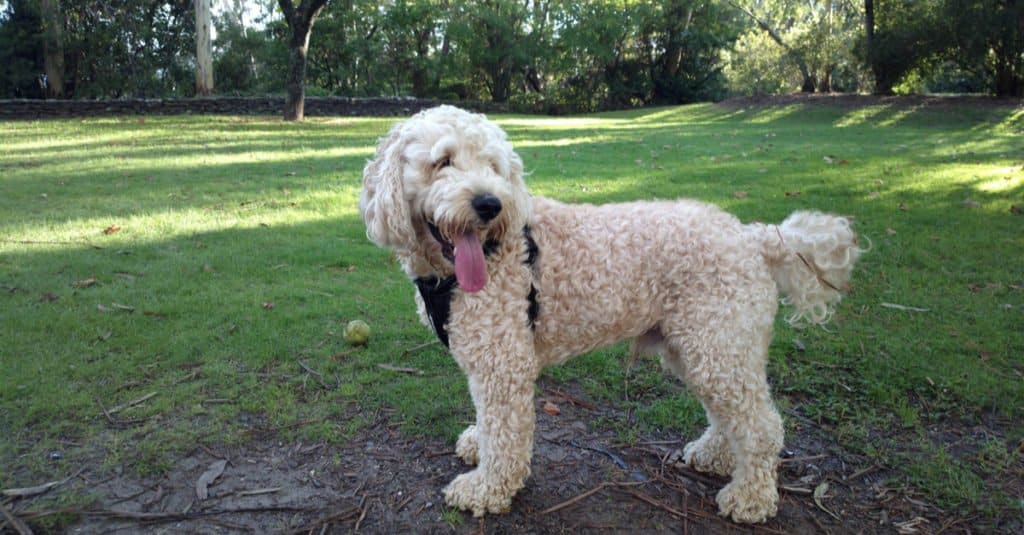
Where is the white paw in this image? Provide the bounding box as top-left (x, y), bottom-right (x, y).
top-left (443, 470), bottom-right (512, 517)
top-left (454, 425), bottom-right (479, 465)
top-left (682, 434), bottom-right (733, 476)
top-left (715, 479), bottom-right (778, 524)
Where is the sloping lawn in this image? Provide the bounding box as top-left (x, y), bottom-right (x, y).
top-left (2, 100), bottom-right (1021, 528)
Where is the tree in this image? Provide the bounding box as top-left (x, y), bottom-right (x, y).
top-left (943, 0), bottom-right (1024, 98)
top-left (859, 0), bottom-right (941, 94)
top-left (40, 0), bottom-right (64, 98)
top-left (278, 0), bottom-right (330, 121)
top-left (195, 0), bottom-right (214, 95)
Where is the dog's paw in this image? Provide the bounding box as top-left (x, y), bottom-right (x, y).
top-left (443, 470), bottom-right (512, 517)
top-left (682, 432), bottom-right (733, 476)
top-left (715, 478), bottom-right (778, 524)
top-left (455, 425), bottom-right (479, 465)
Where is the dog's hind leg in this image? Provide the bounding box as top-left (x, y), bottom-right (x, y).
top-left (661, 316), bottom-right (783, 523)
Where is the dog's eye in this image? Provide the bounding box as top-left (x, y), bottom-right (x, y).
top-left (435, 156), bottom-right (452, 170)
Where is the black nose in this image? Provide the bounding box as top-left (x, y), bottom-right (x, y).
top-left (472, 194), bottom-right (502, 223)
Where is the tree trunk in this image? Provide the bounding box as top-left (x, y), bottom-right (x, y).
top-left (279, 0), bottom-right (330, 121)
top-left (195, 0), bottom-right (214, 96)
top-left (40, 0), bottom-right (65, 99)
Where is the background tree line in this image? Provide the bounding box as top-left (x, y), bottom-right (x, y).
top-left (1, 0), bottom-right (1021, 114)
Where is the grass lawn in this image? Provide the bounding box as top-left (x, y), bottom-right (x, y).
top-left (2, 100), bottom-right (1022, 526)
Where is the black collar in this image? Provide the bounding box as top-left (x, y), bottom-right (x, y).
top-left (414, 226), bottom-right (539, 347)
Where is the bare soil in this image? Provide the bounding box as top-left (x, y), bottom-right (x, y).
top-left (5, 379), bottom-right (1000, 535)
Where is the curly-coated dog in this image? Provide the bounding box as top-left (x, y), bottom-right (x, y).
top-left (359, 105), bottom-right (862, 523)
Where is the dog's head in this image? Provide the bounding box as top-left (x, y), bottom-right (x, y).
top-left (360, 105), bottom-right (530, 292)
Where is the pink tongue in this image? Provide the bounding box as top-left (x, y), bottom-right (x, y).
top-left (454, 231), bottom-right (487, 293)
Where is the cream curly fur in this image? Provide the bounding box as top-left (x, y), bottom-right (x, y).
top-left (360, 105), bottom-right (863, 524)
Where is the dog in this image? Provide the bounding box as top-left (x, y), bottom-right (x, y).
top-left (359, 105), bottom-right (862, 523)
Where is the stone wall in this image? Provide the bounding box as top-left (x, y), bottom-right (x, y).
top-left (0, 96), bottom-right (508, 119)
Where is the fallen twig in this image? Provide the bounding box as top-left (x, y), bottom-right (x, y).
top-left (626, 490), bottom-right (695, 520)
top-left (546, 388), bottom-right (596, 410)
top-left (236, 487), bottom-right (281, 497)
top-left (245, 417), bottom-right (326, 437)
top-left (283, 506), bottom-right (361, 535)
top-left (376, 363), bottom-right (423, 375)
top-left (401, 339), bottom-right (441, 356)
top-left (540, 481), bottom-right (645, 514)
top-left (19, 505), bottom-right (319, 522)
top-left (780, 454), bottom-right (828, 464)
top-left (2, 467), bottom-right (85, 498)
top-left (297, 360), bottom-right (332, 390)
top-left (845, 463), bottom-right (881, 481)
top-left (880, 302), bottom-right (929, 313)
top-left (106, 391), bottom-right (157, 415)
top-left (1, 239), bottom-right (102, 249)
top-left (0, 501), bottom-right (34, 535)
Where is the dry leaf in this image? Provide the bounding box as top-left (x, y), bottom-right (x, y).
top-left (103, 224), bottom-right (121, 235)
top-left (929, 235), bottom-right (941, 241)
top-left (40, 292), bottom-right (60, 302)
top-left (962, 199), bottom-right (980, 208)
top-left (785, 191), bottom-right (801, 197)
top-left (262, 302), bottom-right (274, 310)
top-left (733, 191), bottom-right (748, 198)
top-left (838, 159), bottom-right (849, 165)
top-left (886, 227), bottom-right (897, 235)
top-left (542, 401), bottom-right (561, 416)
top-left (868, 191), bottom-right (880, 199)
top-left (195, 459), bottom-right (228, 500)
top-left (73, 277), bottom-right (98, 288)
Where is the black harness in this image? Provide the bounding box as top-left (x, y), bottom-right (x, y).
top-left (414, 226), bottom-right (539, 348)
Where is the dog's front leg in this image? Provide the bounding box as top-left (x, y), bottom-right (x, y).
top-left (443, 322), bottom-right (537, 516)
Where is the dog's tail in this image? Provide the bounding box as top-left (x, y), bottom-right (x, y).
top-left (754, 211), bottom-right (863, 326)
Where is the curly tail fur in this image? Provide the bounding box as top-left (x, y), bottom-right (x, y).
top-left (755, 211), bottom-right (863, 326)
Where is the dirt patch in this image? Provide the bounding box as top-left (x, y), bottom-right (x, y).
top-left (4, 381), bottom-right (996, 534)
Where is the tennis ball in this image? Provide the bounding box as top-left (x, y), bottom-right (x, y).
top-left (344, 320), bottom-right (371, 345)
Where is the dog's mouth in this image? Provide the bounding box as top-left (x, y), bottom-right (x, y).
top-left (427, 220), bottom-right (487, 293)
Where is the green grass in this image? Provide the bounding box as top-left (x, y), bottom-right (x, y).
top-left (2, 102), bottom-right (1022, 522)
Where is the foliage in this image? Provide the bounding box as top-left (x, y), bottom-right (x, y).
top-left (724, 29), bottom-right (801, 96)
top-left (1, 1), bottom-right (1022, 104)
top-left (0, 0), bottom-right (197, 99)
top-left (0, 0), bottom-right (44, 98)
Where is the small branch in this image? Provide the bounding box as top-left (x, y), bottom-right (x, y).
top-left (1, 239), bottom-right (102, 249)
top-left (540, 481), bottom-right (645, 514)
top-left (626, 490), bottom-right (695, 520)
top-left (0, 501), bottom-right (34, 535)
top-left (2, 467), bottom-right (85, 498)
top-left (880, 302), bottom-right (929, 313)
top-left (376, 364), bottom-right (422, 375)
top-left (106, 392), bottom-right (157, 415)
top-left (546, 388), bottom-right (596, 410)
top-left (236, 487), bottom-right (281, 497)
top-left (297, 360), bottom-right (331, 389)
top-left (401, 339), bottom-right (440, 355)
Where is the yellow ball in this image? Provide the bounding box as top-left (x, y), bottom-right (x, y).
top-left (344, 320), bottom-right (371, 345)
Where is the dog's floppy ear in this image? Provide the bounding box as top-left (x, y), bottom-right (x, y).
top-left (360, 125), bottom-right (416, 248)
